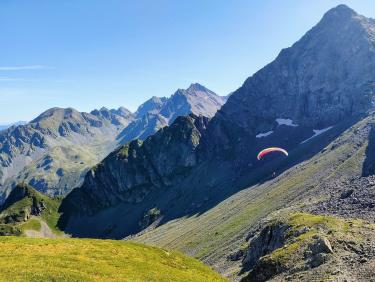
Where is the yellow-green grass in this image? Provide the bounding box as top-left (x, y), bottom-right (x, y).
top-left (0, 236), bottom-right (226, 282)
top-left (18, 218), bottom-right (41, 233)
top-left (39, 196), bottom-right (64, 235)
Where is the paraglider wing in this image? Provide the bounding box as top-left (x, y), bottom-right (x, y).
top-left (257, 147), bottom-right (288, 160)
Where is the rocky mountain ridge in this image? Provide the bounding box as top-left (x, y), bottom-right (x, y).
top-left (0, 106), bottom-right (133, 199)
top-left (0, 121), bottom-right (28, 132)
top-left (0, 83), bottom-right (224, 200)
top-left (119, 83), bottom-right (226, 143)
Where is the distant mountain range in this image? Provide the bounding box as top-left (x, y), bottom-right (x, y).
top-left (0, 121), bottom-right (28, 131)
top-left (119, 83), bottom-right (226, 143)
top-left (0, 83), bottom-right (225, 201)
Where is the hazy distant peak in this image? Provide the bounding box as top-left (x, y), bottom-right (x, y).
top-left (31, 107), bottom-right (81, 123)
top-left (114, 106), bottom-right (133, 115)
top-left (135, 96), bottom-right (168, 118)
top-left (186, 83), bottom-right (212, 93)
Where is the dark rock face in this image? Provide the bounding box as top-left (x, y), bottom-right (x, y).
top-left (138, 207), bottom-right (162, 229)
top-left (60, 114), bottom-right (209, 218)
top-left (242, 223), bottom-right (290, 270)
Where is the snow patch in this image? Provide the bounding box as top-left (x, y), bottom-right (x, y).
top-left (256, 131), bottom-right (273, 138)
top-left (276, 118), bottom-right (298, 127)
top-left (301, 126), bottom-right (333, 144)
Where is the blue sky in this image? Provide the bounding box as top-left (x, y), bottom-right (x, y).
top-left (0, 0), bottom-right (374, 124)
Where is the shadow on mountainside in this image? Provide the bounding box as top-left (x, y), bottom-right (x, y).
top-left (58, 115), bottom-right (363, 239)
top-left (362, 125), bottom-right (375, 177)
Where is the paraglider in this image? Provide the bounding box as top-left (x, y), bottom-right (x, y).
top-left (257, 147), bottom-right (288, 160)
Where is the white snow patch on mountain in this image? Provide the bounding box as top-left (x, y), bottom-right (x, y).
top-left (301, 126), bottom-right (333, 144)
top-left (276, 118), bottom-right (298, 127)
top-left (256, 131), bottom-right (273, 138)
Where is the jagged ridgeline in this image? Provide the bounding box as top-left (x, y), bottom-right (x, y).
top-left (57, 5), bottom-right (375, 280)
top-left (0, 84), bottom-right (226, 201)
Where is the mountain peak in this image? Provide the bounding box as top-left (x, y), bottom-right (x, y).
top-left (321, 4), bottom-right (358, 22)
top-left (187, 83), bottom-right (210, 93)
top-left (31, 107), bottom-right (80, 123)
top-left (135, 96), bottom-right (167, 118)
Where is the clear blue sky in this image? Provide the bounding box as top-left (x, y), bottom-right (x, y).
top-left (0, 0), bottom-right (374, 123)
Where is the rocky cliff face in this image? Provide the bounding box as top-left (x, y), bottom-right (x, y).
top-left (60, 5), bottom-right (375, 240)
top-left (60, 114), bottom-right (209, 218)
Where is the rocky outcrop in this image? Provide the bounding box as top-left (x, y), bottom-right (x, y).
top-left (60, 114), bottom-right (209, 218)
top-left (0, 183), bottom-right (47, 224)
top-left (139, 207), bottom-right (162, 229)
top-left (242, 222), bottom-right (290, 271)
top-left (240, 213), bottom-right (363, 282)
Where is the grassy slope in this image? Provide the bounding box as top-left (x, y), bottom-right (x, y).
top-left (0, 236), bottom-right (226, 282)
top-left (18, 218), bottom-right (42, 232)
top-left (0, 185), bottom-right (63, 236)
top-left (135, 115), bottom-right (372, 277)
top-left (9, 143), bottom-right (108, 196)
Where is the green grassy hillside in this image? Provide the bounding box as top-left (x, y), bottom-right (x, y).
top-left (0, 183), bottom-right (63, 236)
top-left (0, 236), bottom-right (226, 282)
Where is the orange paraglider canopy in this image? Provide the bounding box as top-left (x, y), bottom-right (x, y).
top-left (257, 147), bottom-right (288, 160)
